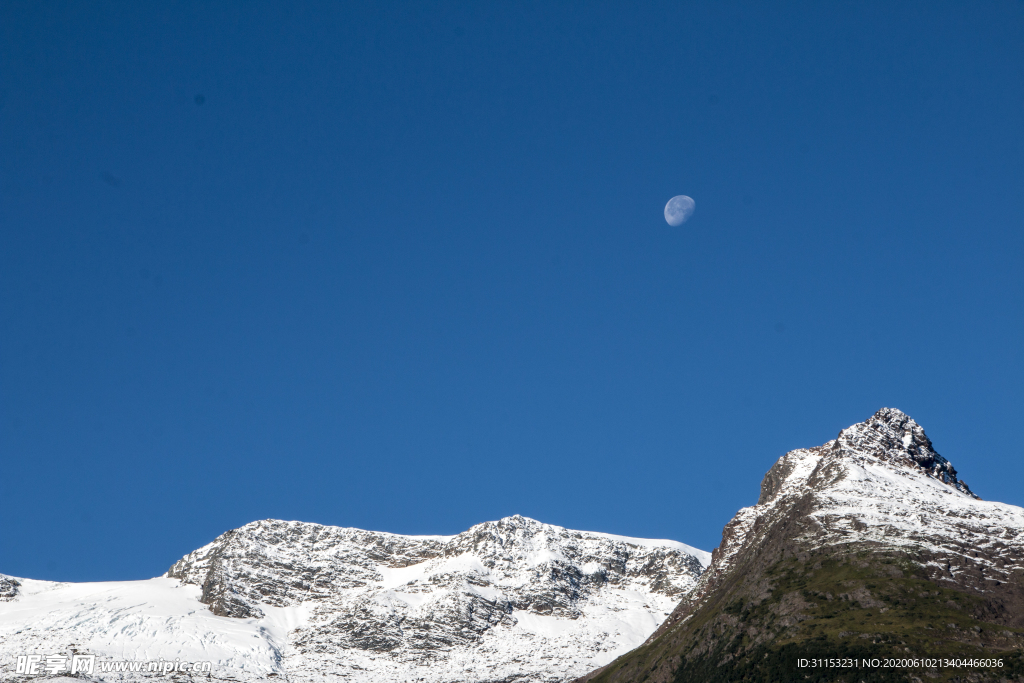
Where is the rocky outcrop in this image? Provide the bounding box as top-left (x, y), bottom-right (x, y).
top-left (166, 523), bottom-right (449, 619)
top-left (0, 576), bottom-right (18, 601)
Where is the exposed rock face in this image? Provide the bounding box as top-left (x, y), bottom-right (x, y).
top-left (583, 408), bottom-right (1024, 683)
top-left (162, 514), bottom-right (708, 682)
top-left (0, 576), bottom-right (18, 601)
top-left (167, 523), bottom-right (449, 621)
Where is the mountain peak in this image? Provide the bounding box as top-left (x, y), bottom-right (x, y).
top-left (832, 407), bottom-right (976, 498)
top-left (584, 411), bottom-right (1024, 683)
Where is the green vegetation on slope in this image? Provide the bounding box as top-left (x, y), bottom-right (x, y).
top-left (590, 551), bottom-right (1024, 683)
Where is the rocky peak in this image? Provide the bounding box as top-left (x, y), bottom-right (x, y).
top-left (831, 407), bottom-right (976, 497)
top-left (690, 408), bottom-right (997, 636)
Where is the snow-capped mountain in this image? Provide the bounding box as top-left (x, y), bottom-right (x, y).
top-left (0, 515), bottom-right (709, 683)
top-left (687, 407), bottom-right (1023, 611)
top-left (585, 408), bottom-right (1024, 683)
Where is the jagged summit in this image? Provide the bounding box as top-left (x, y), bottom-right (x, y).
top-left (749, 408), bottom-right (994, 569)
top-left (758, 408), bottom-right (975, 507)
top-left (831, 407), bottom-right (975, 497)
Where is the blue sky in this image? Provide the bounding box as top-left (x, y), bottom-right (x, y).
top-left (2, 1), bottom-right (1022, 582)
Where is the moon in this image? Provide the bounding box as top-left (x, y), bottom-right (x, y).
top-left (664, 195), bottom-right (695, 226)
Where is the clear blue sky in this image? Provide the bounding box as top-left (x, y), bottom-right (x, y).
top-left (2, 2), bottom-right (1022, 582)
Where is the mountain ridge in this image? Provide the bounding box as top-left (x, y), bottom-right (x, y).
top-left (4, 408), bottom-right (1023, 683)
top-left (0, 515), bottom-right (709, 683)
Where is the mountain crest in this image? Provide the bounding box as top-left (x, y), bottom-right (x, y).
top-left (831, 407), bottom-right (976, 497)
top-left (160, 515), bottom-right (708, 682)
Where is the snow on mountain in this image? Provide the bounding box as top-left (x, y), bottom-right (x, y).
top-left (0, 515), bottom-right (708, 683)
top-left (718, 408), bottom-right (1023, 580)
top-left (658, 407), bottom-right (1024, 639)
